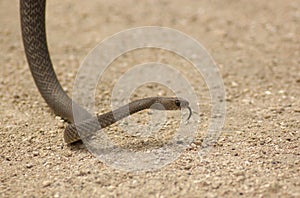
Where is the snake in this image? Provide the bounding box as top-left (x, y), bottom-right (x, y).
top-left (20, 0), bottom-right (192, 144)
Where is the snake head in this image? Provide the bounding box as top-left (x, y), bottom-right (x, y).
top-left (153, 97), bottom-right (192, 120)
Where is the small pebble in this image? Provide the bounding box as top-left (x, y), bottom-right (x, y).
top-left (26, 164), bottom-right (33, 169)
top-left (42, 180), bottom-right (51, 187)
top-left (265, 91), bottom-right (272, 95)
top-left (57, 122), bottom-right (64, 129)
top-left (231, 81), bottom-right (238, 87)
top-left (55, 116), bottom-right (62, 120)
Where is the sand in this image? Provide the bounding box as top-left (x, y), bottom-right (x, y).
top-left (1, 0), bottom-right (299, 197)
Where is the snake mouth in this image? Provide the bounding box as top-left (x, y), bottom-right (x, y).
top-left (186, 106), bottom-right (192, 121)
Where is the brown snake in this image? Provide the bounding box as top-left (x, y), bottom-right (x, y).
top-left (20, 0), bottom-right (192, 144)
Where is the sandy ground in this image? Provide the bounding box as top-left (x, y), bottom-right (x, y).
top-left (1, 0), bottom-right (300, 197)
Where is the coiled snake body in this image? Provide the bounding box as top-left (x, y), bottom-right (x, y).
top-left (20, 0), bottom-right (191, 144)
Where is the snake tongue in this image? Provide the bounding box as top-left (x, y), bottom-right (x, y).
top-left (186, 106), bottom-right (192, 121)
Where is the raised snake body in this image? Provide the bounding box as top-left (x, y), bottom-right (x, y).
top-left (20, 0), bottom-right (191, 144)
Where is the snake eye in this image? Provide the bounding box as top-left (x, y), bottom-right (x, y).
top-left (175, 99), bottom-right (181, 107)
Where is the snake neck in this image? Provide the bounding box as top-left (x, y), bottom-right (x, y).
top-left (97, 97), bottom-right (157, 128)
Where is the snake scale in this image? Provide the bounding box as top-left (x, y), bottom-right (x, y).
top-left (20, 0), bottom-right (192, 144)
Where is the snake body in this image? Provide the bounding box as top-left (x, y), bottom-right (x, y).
top-left (20, 0), bottom-right (191, 144)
